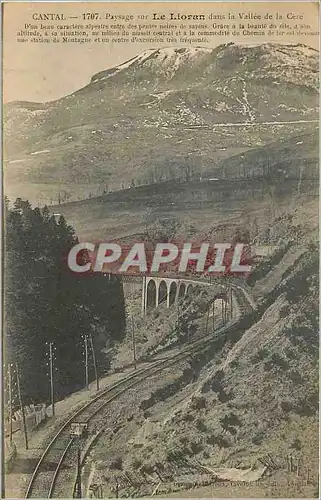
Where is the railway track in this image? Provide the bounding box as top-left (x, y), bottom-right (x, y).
top-left (25, 285), bottom-right (254, 498)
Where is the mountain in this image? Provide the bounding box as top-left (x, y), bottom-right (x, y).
top-left (89, 43), bottom-right (318, 92)
top-left (3, 43), bottom-right (319, 206)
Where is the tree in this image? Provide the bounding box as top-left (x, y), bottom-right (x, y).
top-left (5, 199), bottom-right (126, 404)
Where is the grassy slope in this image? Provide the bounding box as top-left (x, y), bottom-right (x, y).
top-left (49, 182), bottom-right (318, 245)
top-left (38, 126), bottom-right (317, 242)
top-left (4, 123), bottom-right (317, 207)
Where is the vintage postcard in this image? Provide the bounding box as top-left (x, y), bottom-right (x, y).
top-left (2, 1), bottom-right (319, 498)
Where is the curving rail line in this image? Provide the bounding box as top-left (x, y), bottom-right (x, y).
top-left (25, 285), bottom-right (255, 498)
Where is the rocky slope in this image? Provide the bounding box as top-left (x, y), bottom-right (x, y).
top-left (88, 246), bottom-right (319, 498)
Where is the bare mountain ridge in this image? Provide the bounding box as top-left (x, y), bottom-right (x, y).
top-left (4, 43), bottom-right (319, 205)
top-left (88, 43), bottom-right (318, 89)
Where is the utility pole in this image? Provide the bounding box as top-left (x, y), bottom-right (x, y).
top-left (212, 300), bottom-right (215, 333)
top-left (75, 440), bottom-right (82, 498)
top-left (141, 276), bottom-right (145, 316)
top-left (15, 363), bottom-right (28, 450)
top-left (8, 364), bottom-right (13, 445)
top-left (131, 317), bottom-right (137, 370)
top-left (221, 298), bottom-right (225, 325)
top-left (89, 333), bottom-right (99, 391)
top-left (176, 286), bottom-right (180, 329)
top-left (230, 284), bottom-right (233, 319)
top-left (49, 342), bottom-right (56, 417)
top-left (84, 336), bottom-right (89, 390)
top-left (205, 305), bottom-right (210, 335)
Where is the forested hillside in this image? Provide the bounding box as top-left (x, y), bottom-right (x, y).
top-left (4, 198), bottom-right (126, 404)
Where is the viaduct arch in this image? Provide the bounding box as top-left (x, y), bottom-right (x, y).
top-left (120, 274), bottom-right (233, 318)
top-left (141, 276), bottom-right (229, 315)
top-left (143, 276), bottom-right (196, 312)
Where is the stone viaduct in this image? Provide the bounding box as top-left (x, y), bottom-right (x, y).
top-left (120, 274), bottom-right (231, 315)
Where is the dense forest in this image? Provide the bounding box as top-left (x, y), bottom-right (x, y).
top-left (5, 198), bottom-right (126, 405)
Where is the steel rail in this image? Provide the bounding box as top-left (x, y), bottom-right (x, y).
top-left (25, 285), bottom-right (254, 498)
top-left (25, 358), bottom-right (169, 498)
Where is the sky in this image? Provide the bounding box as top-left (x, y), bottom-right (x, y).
top-left (3, 1), bottom-right (319, 103)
